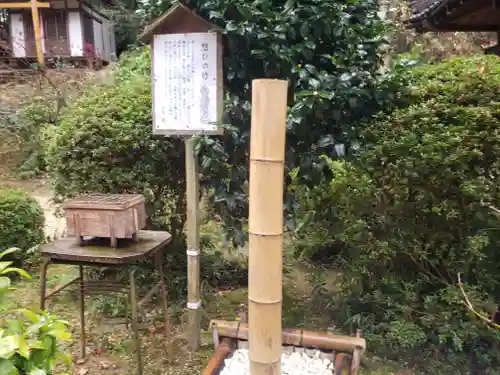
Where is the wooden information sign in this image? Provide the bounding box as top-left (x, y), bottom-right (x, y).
top-left (139, 3), bottom-right (224, 352)
top-left (152, 32), bottom-right (223, 135)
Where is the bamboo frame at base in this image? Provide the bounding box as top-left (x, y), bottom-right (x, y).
top-left (248, 79), bottom-right (288, 375)
top-left (209, 320), bottom-right (366, 354)
top-left (206, 320), bottom-right (367, 375)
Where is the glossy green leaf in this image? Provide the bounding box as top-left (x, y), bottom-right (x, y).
top-left (0, 336), bottom-right (20, 359)
top-left (19, 309), bottom-right (40, 324)
top-left (17, 337), bottom-right (30, 359)
top-left (0, 262), bottom-right (13, 274)
top-left (0, 358), bottom-right (20, 375)
top-left (0, 248), bottom-right (19, 259)
top-left (1, 268), bottom-right (31, 280)
top-left (48, 329), bottom-right (71, 341)
top-left (26, 339), bottom-right (45, 350)
top-left (299, 23), bottom-right (310, 38)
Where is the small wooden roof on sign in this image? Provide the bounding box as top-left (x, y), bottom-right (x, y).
top-left (139, 3), bottom-right (223, 44)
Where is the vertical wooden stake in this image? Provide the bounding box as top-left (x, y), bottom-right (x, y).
top-left (248, 79), bottom-right (288, 375)
top-left (185, 137), bottom-right (201, 351)
top-left (30, 0), bottom-right (44, 66)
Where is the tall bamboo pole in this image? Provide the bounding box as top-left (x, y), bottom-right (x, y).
top-left (30, 0), bottom-right (44, 66)
top-left (185, 137), bottom-right (201, 351)
top-left (248, 79), bottom-right (288, 375)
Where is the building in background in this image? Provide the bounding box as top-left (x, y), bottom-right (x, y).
top-left (406, 0), bottom-right (500, 54)
top-left (0, 0), bottom-right (117, 69)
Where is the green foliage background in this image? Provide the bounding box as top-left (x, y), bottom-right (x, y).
top-left (296, 55), bottom-right (500, 373)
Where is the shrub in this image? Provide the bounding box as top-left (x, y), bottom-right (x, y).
top-left (0, 189), bottom-right (45, 266)
top-left (2, 98), bottom-right (57, 178)
top-left (45, 76), bottom-right (186, 240)
top-left (326, 55), bottom-right (500, 372)
top-left (289, 158), bottom-right (372, 263)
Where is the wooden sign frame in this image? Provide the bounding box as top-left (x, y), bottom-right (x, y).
top-left (140, 3), bottom-right (224, 136)
top-left (139, 3), bottom-right (226, 352)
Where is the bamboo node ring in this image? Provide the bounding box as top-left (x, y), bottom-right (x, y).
top-left (186, 248), bottom-right (200, 256)
top-left (187, 300), bottom-right (202, 309)
top-left (248, 231), bottom-right (283, 237)
top-left (248, 297), bottom-right (282, 305)
top-left (250, 158), bottom-right (285, 164)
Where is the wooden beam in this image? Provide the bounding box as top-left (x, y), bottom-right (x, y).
top-left (30, 0), bottom-right (45, 65)
top-left (432, 0), bottom-right (490, 25)
top-left (0, 2), bottom-right (50, 8)
top-left (424, 22), bottom-right (500, 32)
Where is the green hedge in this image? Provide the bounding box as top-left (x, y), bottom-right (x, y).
top-left (291, 55), bottom-right (500, 372)
top-left (0, 188), bottom-right (45, 266)
top-left (329, 55), bottom-right (500, 372)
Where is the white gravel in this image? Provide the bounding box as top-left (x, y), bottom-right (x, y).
top-left (219, 349), bottom-right (334, 375)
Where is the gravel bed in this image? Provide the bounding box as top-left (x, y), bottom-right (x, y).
top-left (219, 348), bottom-right (335, 375)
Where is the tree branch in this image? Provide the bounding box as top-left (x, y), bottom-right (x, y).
top-left (457, 272), bottom-right (500, 329)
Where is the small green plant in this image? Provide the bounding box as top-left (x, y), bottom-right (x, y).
top-left (0, 248), bottom-right (72, 375)
top-left (0, 248), bottom-right (31, 305)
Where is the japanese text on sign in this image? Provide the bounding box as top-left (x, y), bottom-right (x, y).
top-left (153, 32), bottom-right (220, 134)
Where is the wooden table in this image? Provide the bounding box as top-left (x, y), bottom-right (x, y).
top-left (39, 230), bottom-right (172, 375)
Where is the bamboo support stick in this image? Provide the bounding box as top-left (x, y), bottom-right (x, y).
top-left (248, 79), bottom-right (288, 375)
top-left (185, 137), bottom-right (201, 351)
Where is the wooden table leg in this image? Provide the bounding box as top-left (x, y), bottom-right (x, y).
top-left (79, 265), bottom-right (86, 359)
top-left (40, 258), bottom-right (51, 310)
top-left (130, 269), bottom-right (143, 375)
top-left (155, 251), bottom-right (171, 340)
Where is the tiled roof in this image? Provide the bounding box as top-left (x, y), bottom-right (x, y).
top-left (407, 0), bottom-right (446, 24)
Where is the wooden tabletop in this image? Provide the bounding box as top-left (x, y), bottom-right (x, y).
top-left (40, 230), bottom-right (172, 265)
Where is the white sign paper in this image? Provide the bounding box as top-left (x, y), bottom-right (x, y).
top-left (153, 32), bottom-right (221, 134)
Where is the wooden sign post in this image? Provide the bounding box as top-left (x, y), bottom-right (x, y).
top-left (139, 3), bottom-right (223, 351)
